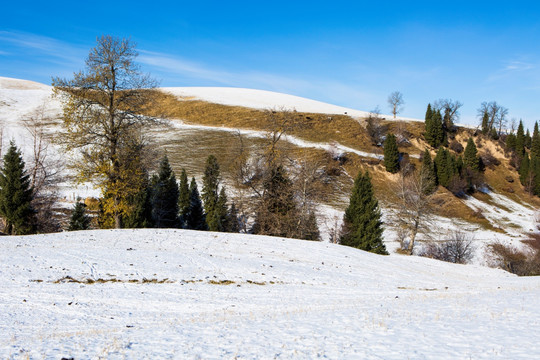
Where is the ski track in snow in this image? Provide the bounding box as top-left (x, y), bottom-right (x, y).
top-left (1, 229), bottom-right (540, 359)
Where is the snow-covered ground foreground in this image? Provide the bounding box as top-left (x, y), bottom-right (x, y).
top-left (2, 229), bottom-right (540, 359)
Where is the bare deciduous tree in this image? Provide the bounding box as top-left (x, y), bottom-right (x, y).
top-left (433, 99), bottom-right (463, 130)
top-left (477, 101), bottom-right (508, 136)
top-left (393, 170), bottom-right (434, 254)
top-left (387, 91), bottom-right (404, 119)
top-left (22, 103), bottom-right (65, 232)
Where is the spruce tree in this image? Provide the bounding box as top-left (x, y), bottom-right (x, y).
top-left (178, 168), bottom-right (190, 227)
top-left (531, 122), bottom-right (540, 160)
top-left (340, 171), bottom-right (387, 254)
top-left (481, 111), bottom-right (490, 134)
top-left (420, 149), bottom-right (437, 194)
top-left (515, 120), bottom-right (525, 157)
top-left (227, 202), bottom-right (240, 233)
top-left (463, 138), bottom-right (480, 171)
top-left (303, 211), bottom-right (321, 241)
top-left (124, 172), bottom-right (153, 228)
top-left (505, 133), bottom-right (516, 152)
top-left (383, 133), bottom-right (400, 173)
top-left (0, 142), bottom-right (35, 235)
top-left (68, 201), bottom-right (91, 231)
top-left (434, 147), bottom-right (452, 187)
top-left (185, 177), bottom-right (207, 230)
top-left (520, 153), bottom-right (530, 186)
top-left (202, 155), bottom-right (222, 230)
top-left (151, 156), bottom-right (180, 228)
top-left (207, 187), bottom-right (229, 232)
top-left (526, 129), bottom-right (532, 149)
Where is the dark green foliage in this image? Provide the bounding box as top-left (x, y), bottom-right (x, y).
top-left (515, 120), bottom-right (525, 157)
top-left (520, 153), bottom-right (530, 186)
top-left (425, 109), bottom-right (445, 148)
top-left (151, 156), bottom-right (180, 228)
top-left (526, 129), bottom-right (532, 149)
top-left (505, 133), bottom-right (516, 152)
top-left (227, 202), bottom-right (241, 233)
top-left (178, 168), bottom-right (190, 227)
top-left (252, 165), bottom-right (300, 238)
top-left (340, 171), bottom-right (387, 254)
top-left (481, 111), bottom-right (490, 135)
top-left (383, 134), bottom-right (400, 173)
top-left (0, 142), bottom-right (35, 235)
top-left (420, 149), bottom-right (437, 194)
top-left (463, 138), bottom-right (480, 172)
top-left (434, 147), bottom-right (453, 188)
top-left (531, 122), bottom-right (540, 160)
top-left (68, 201), bottom-right (91, 231)
top-left (383, 133), bottom-right (400, 173)
top-left (202, 155), bottom-right (227, 231)
top-left (425, 103), bottom-right (433, 123)
top-left (123, 172), bottom-right (153, 228)
top-left (185, 178), bottom-right (207, 230)
top-left (207, 187), bottom-right (229, 232)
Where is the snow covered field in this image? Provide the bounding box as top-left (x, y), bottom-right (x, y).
top-left (1, 229), bottom-right (540, 359)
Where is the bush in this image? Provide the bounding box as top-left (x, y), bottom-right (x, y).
top-left (419, 231), bottom-right (475, 264)
top-left (449, 141), bottom-right (464, 154)
top-left (479, 150), bottom-right (500, 169)
top-left (487, 236), bottom-right (540, 276)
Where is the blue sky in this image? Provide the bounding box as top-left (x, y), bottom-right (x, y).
top-left (2, 1), bottom-right (540, 128)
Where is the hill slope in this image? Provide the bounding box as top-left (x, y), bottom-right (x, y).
top-left (1, 229), bottom-right (539, 358)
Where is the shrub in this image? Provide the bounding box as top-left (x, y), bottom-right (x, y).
top-left (487, 236), bottom-right (540, 276)
top-left (419, 231), bottom-right (475, 264)
top-left (449, 141), bottom-right (464, 154)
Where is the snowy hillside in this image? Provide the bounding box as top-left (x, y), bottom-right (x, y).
top-left (1, 229), bottom-right (539, 359)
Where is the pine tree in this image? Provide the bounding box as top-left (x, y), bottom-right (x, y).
top-left (526, 129), bottom-right (532, 149)
top-left (178, 168), bottom-right (190, 227)
top-left (531, 122), bottom-right (540, 160)
top-left (481, 111), bottom-right (490, 135)
top-left (383, 133), bottom-right (400, 173)
top-left (302, 211), bottom-right (321, 241)
top-left (520, 153), bottom-right (530, 186)
top-left (227, 202), bottom-right (240, 233)
top-left (515, 120), bottom-right (525, 157)
top-left (252, 165), bottom-right (299, 238)
top-left (202, 155), bottom-right (222, 230)
top-left (123, 178), bottom-right (153, 228)
top-left (505, 133), bottom-right (516, 152)
top-left (207, 187), bottom-right (229, 232)
top-left (185, 177), bottom-right (207, 230)
top-left (434, 147), bottom-right (452, 188)
top-left (151, 156), bottom-right (180, 228)
top-left (420, 149), bottom-right (437, 194)
top-left (0, 142), bottom-right (35, 235)
top-left (425, 103), bottom-right (433, 123)
top-left (68, 201), bottom-right (91, 231)
top-left (340, 171), bottom-right (387, 254)
top-left (463, 138), bottom-right (480, 171)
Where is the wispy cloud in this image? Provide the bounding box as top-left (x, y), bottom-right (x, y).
top-left (0, 31), bottom-right (85, 67)
top-left (487, 59), bottom-right (537, 82)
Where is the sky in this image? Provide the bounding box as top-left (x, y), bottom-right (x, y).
top-left (1, 1), bottom-right (540, 128)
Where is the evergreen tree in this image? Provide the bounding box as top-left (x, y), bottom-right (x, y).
top-left (526, 129), bottom-right (532, 149)
top-left (252, 165), bottom-right (299, 238)
top-left (481, 111), bottom-right (490, 134)
top-left (463, 138), bottom-right (480, 171)
top-left (520, 153), bottom-right (530, 186)
top-left (340, 171), bottom-right (387, 254)
top-left (178, 168), bottom-right (190, 227)
top-left (68, 201), bottom-right (91, 231)
top-left (227, 202), bottom-right (241, 233)
top-left (420, 149), bottom-right (437, 194)
top-left (424, 104), bottom-right (433, 142)
top-left (425, 108), bottom-right (444, 148)
top-left (531, 122), bottom-right (540, 160)
top-left (151, 156), bottom-right (180, 228)
top-left (505, 133), bottom-right (516, 152)
top-left (123, 177), bottom-right (153, 228)
top-left (515, 120), bottom-right (525, 157)
top-left (434, 147), bottom-right (453, 188)
top-left (302, 211), bottom-right (321, 241)
top-left (207, 187), bottom-right (229, 232)
top-left (185, 177), bottom-right (207, 230)
top-left (425, 103), bottom-right (433, 123)
top-left (202, 155), bottom-right (222, 230)
top-left (383, 133), bottom-right (400, 173)
top-left (0, 142), bottom-right (35, 235)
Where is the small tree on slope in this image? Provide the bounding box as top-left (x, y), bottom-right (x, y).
top-left (0, 142), bottom-right (35, 235)
top-left (339, 171), bottom-right (387, 254)
top-left (68, 201), bottom-right (91, 231)
top-left (383, 133), bottom-right (400, 173)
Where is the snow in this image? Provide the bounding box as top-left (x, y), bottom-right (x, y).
top-left (1, 229), bottom-right (539, 358)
